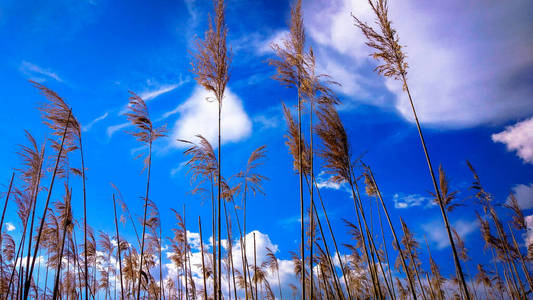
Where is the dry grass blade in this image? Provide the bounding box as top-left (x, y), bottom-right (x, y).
top-left (452, 227), bottom-right (469, 262)
top-left (431, 165), bottom-right (462, 212)
top-left (504, 193), bottom-right (526, 230)
top-left (32, 80), bottom-right (80, 139)
top-left (352, 0), bottom-right (407, 83)
top-left (125, 92), bottom-right (166, 146)
top-left (301, 48), bottom-right (339, 107)
top-left (466, 161), bottom-right (492, 209)
top-left (236, 145), bottom-right (268, 196)
top-left (282, 103), bottom-right (311, 175)
top-left (179, 135), bottom-right (218, 191)
top-left (191, 0), bottom-right (230, 102)
top-left (16, 131), bottom-right (44, 193)
top-left (315, 104), bottom-right (351, 184)
top-left (269, 0), bottom-right (306, 88)
top-left (474, 264), bottom-right (492, 288)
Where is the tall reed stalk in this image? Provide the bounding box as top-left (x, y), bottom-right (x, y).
top-left (113, 194), bottom-right (125, 300)
top-left (124, 92), bottom-right (165, 300)
top-left (365, 164), bottom-right (418, 299)
top-left (305, 176), bottom-right (344, 299)
top-left (0, 172), bottom-right (15, 238)
top-left (199, 216), bottom-right (208, 300)
top-left (24, 109), bottom-right (72, 300)
top-left (191, 1), bottom-right (230, 297)
top-left (352, 2), bottom-right (470, 297)
top-left (270, 1), bottom-right (307, 297)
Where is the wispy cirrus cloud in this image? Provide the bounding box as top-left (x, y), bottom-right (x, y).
top-left (139, 83), bottom-right (180, 102)
top-left (106, 122), bottom-right (129, 139)
top-left (82, 112), bottom-right (109, 132)
top-left (492, 117), bottom-right (533, 164)
top-left (20, 61), bottom-right (63, 82)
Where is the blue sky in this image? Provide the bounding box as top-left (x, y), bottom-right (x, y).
top-left (1, 0), bottom-right (533, 296)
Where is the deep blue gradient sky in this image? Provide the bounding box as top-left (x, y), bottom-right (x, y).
top-left (1, 0), bottom-right (532, 293)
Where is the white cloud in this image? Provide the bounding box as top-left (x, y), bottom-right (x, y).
top-left (106, 122), bottom-right (129, 138)
top-left (256, 30), bottom-right (289, 54)
top-left (393, 193), bottom-right (433, 209)
top-left (20, 61), bottom-right (63, 83)
top-left (253, 114), bottom-right (280, 131)
top-left (5, 222), bottom-right (15, 232)
top-left (315, 171), bottom-right (350, 193)
top-left (163, 229), bottom-right (299, 299)
top-left (525, 215), bottom-right (533, 246)
top-left (169, 85), bottom-right (252, 148)
top-left (187, 230), bottom-right (201, 251)
top-left (507, 183), bottom-right (533, 210)
top-left (492, 117), bottom-right (533, 164)
top-left (304, 0), bottom-right (533, 127)
top-left (139, 84), bottom-right (180, 102)
top-left (82, 112), bottom-right (109, 132)
top-left (423, 219), bottom-right (479, 250)
top-left (316, 178), bottom-right (342, 191)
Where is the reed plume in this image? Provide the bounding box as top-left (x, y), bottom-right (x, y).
top-left (270, 1), bottom-right (307, 297)
top-left (315, 104), bottom-right (383, 298)
top-left (24, 81), bottom-right (76, 300)
top-left (504, 193), bottom-right (526, 231)
top-left (191, 0), bottom-right (230, 296)
top-left (235, 145), bottom-right (267, 299)
top-left (124, 91), bottom-right (165, 300)
top-left (352, 1), bottom-right (471, 296)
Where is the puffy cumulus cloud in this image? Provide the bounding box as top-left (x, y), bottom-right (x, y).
top-left (492, 117), bottom-right (533, 164)
top-left (168, 85), bottom-right (252, 148)
top-left (5, 222), bottom-right (15, 232)
top-left (303, 0), bottom-right (533, 127)
top-left (507, 183), bottom-right (533, 210)
top-left (423, 218), bottom-right (478, 250)
top-left (163, 230), bottom-right (301, 299)
top-left (393, 193), bottom-right (433, 209)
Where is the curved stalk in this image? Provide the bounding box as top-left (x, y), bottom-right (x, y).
top-left (113, 195), bottom-right (125, 300)
top-left (199, 216), bottom-right (208, 300)
top-left (367, 166), bottom-right (418, 299)
top-left (402, 77), bottom-right (470, 299)
top-left (24, 110), bottom-right (72, 300)
top-left (136, 141), bottom-right (152, 300)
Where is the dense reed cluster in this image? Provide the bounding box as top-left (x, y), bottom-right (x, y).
top-left (0, 0), bottom-right (530, 299)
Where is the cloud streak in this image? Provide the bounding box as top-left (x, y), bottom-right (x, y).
top-left (82, 112), bottom-right (109, 132)
top-left (20, 61), bottom-right (63, 82)
top-left (139, 84), bottom-right (180, 102)
top-left (393, 193), bottom-right (434, 209)
top-left (106, 122), bottom-right (129, 139)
